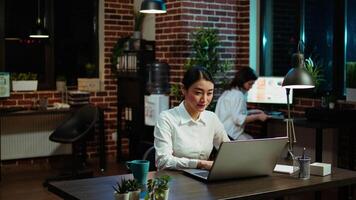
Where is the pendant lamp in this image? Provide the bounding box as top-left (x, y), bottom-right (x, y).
top-left (29, 0), bottom-right (49, 38)
top-left (140, 0), bottom-right (167, 14)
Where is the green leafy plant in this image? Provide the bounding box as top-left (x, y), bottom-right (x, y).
top-left (56, 75), bottom-right (66, 81)
top-left (84, 63), bottom-right (96, 78)
top-left (113, 178), bottom-right (130, 194)
top-left (171, 27), bottom-right (232, 108)
top-left (11, 72), bottom-right (37, 81)
top-left (305, 57), bottom-right (325, 90)
top-left (346, 62), bottom-right (356, 88)
top-left (185, 27), bottom-right (225, 75)
top-left (145, 175), bottom-right (171, 200)
top-left (127, 179), bottom-right (141, 191)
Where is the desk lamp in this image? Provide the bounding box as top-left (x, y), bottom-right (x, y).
top-left (282, 42), bottom-right (314, 159)
top-left (140, 0), bottom-right (167, 14)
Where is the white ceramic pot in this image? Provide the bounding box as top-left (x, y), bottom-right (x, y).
top-left (56, 81), bottom-right (66, 92)
top-left (129, 190), bottom-right (141, 200)
top-left (12, 80), bottom-right (38, 91)
top-left (114, 192), bottom-right (130, 200)
top-left (163, 188), bottom-right (169, 200)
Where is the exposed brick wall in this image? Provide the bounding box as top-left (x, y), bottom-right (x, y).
top-left (3, 0), bottom-right (356, 164)
top-left (102, 0), bottom-right (134, 158)
top-left (156, 0), bottom-right (248, 105)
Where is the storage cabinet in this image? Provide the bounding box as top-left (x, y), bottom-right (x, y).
top-left (116, 40), bottom-right (155, 161)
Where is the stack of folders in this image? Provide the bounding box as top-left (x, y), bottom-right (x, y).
top-left (68, 91), bottom-right (90, 107)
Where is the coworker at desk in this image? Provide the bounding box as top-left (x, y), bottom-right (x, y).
top-left (215, 67), bottom-right (270, 140)
top-left (154, 66), bottom-right (230, 171)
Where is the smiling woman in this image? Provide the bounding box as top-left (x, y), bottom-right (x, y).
top-left (0, 0), bottom-right (99, 89)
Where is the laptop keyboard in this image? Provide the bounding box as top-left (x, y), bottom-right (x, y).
top-left (195, 171), bottom-right (209, 178)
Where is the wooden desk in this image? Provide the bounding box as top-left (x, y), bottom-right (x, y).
top-left (0, 108), bottom-right (106, 179)
top-left (48, 168), bottom-right (356, 200)
top-left (268, 117), bottom-right (356, 163)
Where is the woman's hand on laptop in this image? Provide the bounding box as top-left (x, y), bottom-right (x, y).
top-left (197, 160), bottom-right (213, 170)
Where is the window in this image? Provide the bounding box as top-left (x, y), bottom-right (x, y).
top-left (259, 0), bottom-right (300, 77)
top-left (256, 0), bottom-right (347, 97)
top-left (0, 0), bottom-right (98, 89)
top-left (345, 0), bottom-right (356, 93)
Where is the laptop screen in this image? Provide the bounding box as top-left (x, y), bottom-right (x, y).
top-left (183, 137), bottom-right (288, 182)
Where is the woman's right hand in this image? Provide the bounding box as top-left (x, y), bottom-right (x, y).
top-left (258, 112), bottom-right (270, 121)
top-left (197, 160), bottom-right (213, 170)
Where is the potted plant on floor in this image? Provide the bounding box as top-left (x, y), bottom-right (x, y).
top-left (113, 178), bottom-right (131, 200)
top-left (170, 27), bottom-right (231, 109)
top-left (11, 72), bottom-right (38, 91)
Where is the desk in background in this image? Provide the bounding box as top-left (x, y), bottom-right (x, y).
top-left (0, 107), bottom-right (106, 179)
top-left (48, 168), bottom-right (356, 200)
top-left (267, 117), bottom-right (356, 163)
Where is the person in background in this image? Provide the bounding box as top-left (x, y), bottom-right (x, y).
top-left (215, 67), bottom-right (270, 140)
top-left (154, 66), bottom-right (230, 170)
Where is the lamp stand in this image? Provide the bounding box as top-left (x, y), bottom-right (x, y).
top-left (285, 88), bottom-right (296, 160)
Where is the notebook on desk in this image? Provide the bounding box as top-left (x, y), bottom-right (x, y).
top-left (183, 137), bottom-right (288, 182)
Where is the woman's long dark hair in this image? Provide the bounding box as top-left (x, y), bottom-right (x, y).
top-left (182, 66), bottom-right (215, 90)
top-left (226, 67), bottom-right (257, 90)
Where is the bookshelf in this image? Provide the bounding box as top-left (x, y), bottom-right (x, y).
top-left (116, 39), bottom-right (155, 161)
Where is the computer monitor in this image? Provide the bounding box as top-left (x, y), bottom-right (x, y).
top-left (247, 77), bottom-right (293, 104)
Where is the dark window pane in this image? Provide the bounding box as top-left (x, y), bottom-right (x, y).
top-left (304, 0), bottom-right (334, 92)
top-left (54, 0), bottom-right (98, 86)
top-left (260, 0), bottom-right (300, 76)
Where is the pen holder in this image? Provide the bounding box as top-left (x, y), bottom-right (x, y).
top-left (293, 156), bottom-right (311, 180)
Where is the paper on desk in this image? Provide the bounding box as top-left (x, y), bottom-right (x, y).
top-left (273, 164), bottom-right (295, 174)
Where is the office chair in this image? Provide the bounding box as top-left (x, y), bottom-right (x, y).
top-left (44, 104), bottom-right (98, 186)
top-left (142, 145), bottom-right (156, 171)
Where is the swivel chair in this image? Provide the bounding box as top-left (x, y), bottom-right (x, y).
top-left (44, 104), bottom-right (98, 186)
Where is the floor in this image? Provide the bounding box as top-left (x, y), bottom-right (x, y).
top-left (0, 156), bottom-right (127, 200)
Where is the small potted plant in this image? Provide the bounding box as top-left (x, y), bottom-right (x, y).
top-left (77, 62), bottom-right (100, 92)
top-left (145, 175), bottom-right (171, 200)
top-left (11, 72), bottom-right (38, 91)
top-left (56, 75), bottom-right (66, 92)
top-left (127, 179), bottom-right (141, 200)
top-left (113, 178), bottom-right (131, 200)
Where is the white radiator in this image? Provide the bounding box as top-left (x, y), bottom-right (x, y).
top-left (1, 113), bottom-right (72, 160)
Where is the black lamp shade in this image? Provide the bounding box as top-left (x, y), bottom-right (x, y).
top-left (282, 52), bottom-right (315, 89)
top-left (282, 67), bottom-right (314, 89)
top-left (140, 0), bottom-right (166, 14)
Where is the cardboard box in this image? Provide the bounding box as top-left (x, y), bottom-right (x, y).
top-left (78, 78), bottom-right (100, 92)
top-left (310, 162), bottom-right (331, 176)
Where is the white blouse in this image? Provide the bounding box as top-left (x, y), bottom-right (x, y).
top-left (154, 102), bottom-right (230, 170)
top-left (215, 87), bottom-right (248, 140)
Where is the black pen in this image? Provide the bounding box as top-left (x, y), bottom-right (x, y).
top-left (302, 147), bottom-right (306, 159)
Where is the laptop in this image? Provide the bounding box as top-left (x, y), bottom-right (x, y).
top-left (183, 137), bottom-right (288, 182)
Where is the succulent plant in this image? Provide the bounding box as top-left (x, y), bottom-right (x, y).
top-left (113, 178), bottom-right (130, 194)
